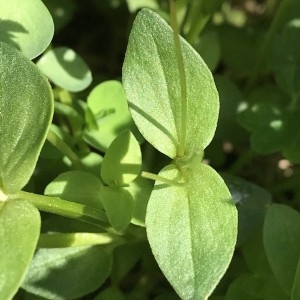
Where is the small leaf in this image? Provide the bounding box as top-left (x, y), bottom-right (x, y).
top-left (100, 186), bottom-right (135, 232)
top-left (123, 9), bottom-right (219, 158)
top-left (85, 80), bottom-right (134, 150)
top-left (37, 47), bottom-right (92, 92)
top-left (263, 204), bottom-right (300, 295)
top-left (146, 163), bottom-right (237, 299)
top-left (0, 42), bottom-right (53, 194)
top-left (22, 246), bottom-right (112, 299)
top-left (0, 200), bottom-right (40, 300)
top-left (44, 171), bottom-right (103, 210)
top-left (0, 0), bottom-right (54, 59)
top-left (101, 130), bottom-right (141, 186)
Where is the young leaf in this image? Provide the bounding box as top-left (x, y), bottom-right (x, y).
top-left (44, 171), bottom-right (103, 210)
top-left (100, 186), bottom-right (135, 232)
top-left (22, 246), bottom-right (112, 299)
top-left (0, 0), bottom-right (54, 59)
top-left (101, 130), bottom-right (141, 186)
top-left (85, 80), bottom-right (135, 150)
top-left (0, 200), bottom-right (40, 300)
top-left (263, 204), bottom-right (300, 296)
top-left (122, 8), bottom-right (219, 159)
top-left (37, 47), bottom-right (92, 92)
top-left (146, 163), bottom-right (237, 300)
top-left (0, 42), bottom-right (53, 194)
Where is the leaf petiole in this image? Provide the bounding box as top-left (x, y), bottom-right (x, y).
top-left (141, 171), bottom-right (186, 187)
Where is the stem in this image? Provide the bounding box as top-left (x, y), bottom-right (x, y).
top-left (37, 232), bottom-right (123, 248)
top-left (142, 171), bottom-right (186, 187)
top-left (170, 0), bottom-right (188, 158)
top-left (12, 191), bottom-right (108, 227)
top-left (47, 129), bottom-right (84, 170)
top-left (246, 0), bottom-right (292, 88)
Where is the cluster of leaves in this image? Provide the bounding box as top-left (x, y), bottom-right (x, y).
top-left (1, 0), bottom-right (300, 299)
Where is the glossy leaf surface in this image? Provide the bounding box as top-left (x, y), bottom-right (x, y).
top-left (264, 204), bottom-right (300, 295)
top-left (123, 8), bottom-right (219, 158)
top-left (0, 0), bottom-right (54, 59)
top-left (0, 200), bottom-right (40, 300)
top-left (101, 130), bottom-right (141, 186)
top-left (37, 47), bottom-right (92, 92)
top-left (146, 163), bottom-right (237, 299)
top-left (0, 42), bottom-right (53, 194)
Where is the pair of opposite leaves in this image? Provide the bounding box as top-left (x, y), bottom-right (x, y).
top-left (122, 9), bottom-right (237, 300)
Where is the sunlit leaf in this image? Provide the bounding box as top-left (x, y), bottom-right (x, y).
top-left (101, 130), bottom-right (141, 186)
top-left (123, 8), bottom-right (219, 158)
top-left (0, 0), bottom-right (54, 59)
top-left (0, 200), bottom-right (40, 300)
top-left (37, 47), bottom-right (92, 92)
top-left (0, 42), bottom-right (53, 194)
top-left (146, 163), bottom-right (237, 299)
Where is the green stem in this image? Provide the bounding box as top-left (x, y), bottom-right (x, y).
top-left (246, 0), bottom-right (292, 88)
top-left (37, 232), bottom-right (123, 248)
top-left (142, 171), bottom-right (186, 187)
top-left (12, 191), bottom-right (108, 227)
top-left (170, 0), bottom-right (188, 158)
top-left (47, 129), bottom-right (84, 170)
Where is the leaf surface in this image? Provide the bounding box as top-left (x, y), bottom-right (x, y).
top-left (37, 47), bottom-right (92, 92)
top-left (123, 8), bottom-right (219, 158)
top-left (263, 204), bottom-right (300, 295)
top-left (0, 0), bottom-right (54, 59)
top-left (0, 42), bottom-right (53, 194)
top-left (146, 163), bottom-right (237, 299)
top-left (0, 200), bottom-right (40, 300)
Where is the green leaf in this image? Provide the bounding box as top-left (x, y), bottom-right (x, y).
top-left (270, 19), bottom-right (300, 96)
top-left (44, 171), bottom-right (103, 210)
top-left (85, 80), bottom-right (134, 150)
top-left (37, 47), bottom-right (92, 92)
top-left (225, 273), bottom-right (289, 300)
top-left (263, 204), bottom-right (300, 295)
top-left (22, 246), bottom-right (112, 299)
top-left (222, 173), bottom-right (271, 246)
top-left (146, 163), bottom-right (237, 299)
top-left (94, 287), bottom-right (126, 300)
top-left (123, 8), bottom-right (219, 159)
top-left (0, 42), bottom-right (53, 194)
top-left (292, 259), bottom-right (300, 300)
top-left (0, 200), bottom-right (40, 300)
top-left (100, 186), bottom-right (135, 232)
top-left (101, 130), bottom-right (141, 186)
top-left (0, 0), bottom-right (54, 59)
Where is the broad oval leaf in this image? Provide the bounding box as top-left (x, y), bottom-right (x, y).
top-left (101, 130), bottom-right (141, 186)
top-left (146, 163), bottom-right (237, 299)
top-left (85, 80), bottom-right (134, 150)
top-left (263, 204), bottom-right (300, 296)
top-left (0, 200), bottom-right (40, 300)
top-left (0, 42), bottom-right (53, 194)
top-left (0, 0), bottom-right (54, 59)
top-left (123, 9), bottom-right (219, 159)
top-left (22, 246), bottom-right (112, 299)
top-left (44, 171), bottom-right (103, 210)
top-left (37, 47), bottom-right (92, 92)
